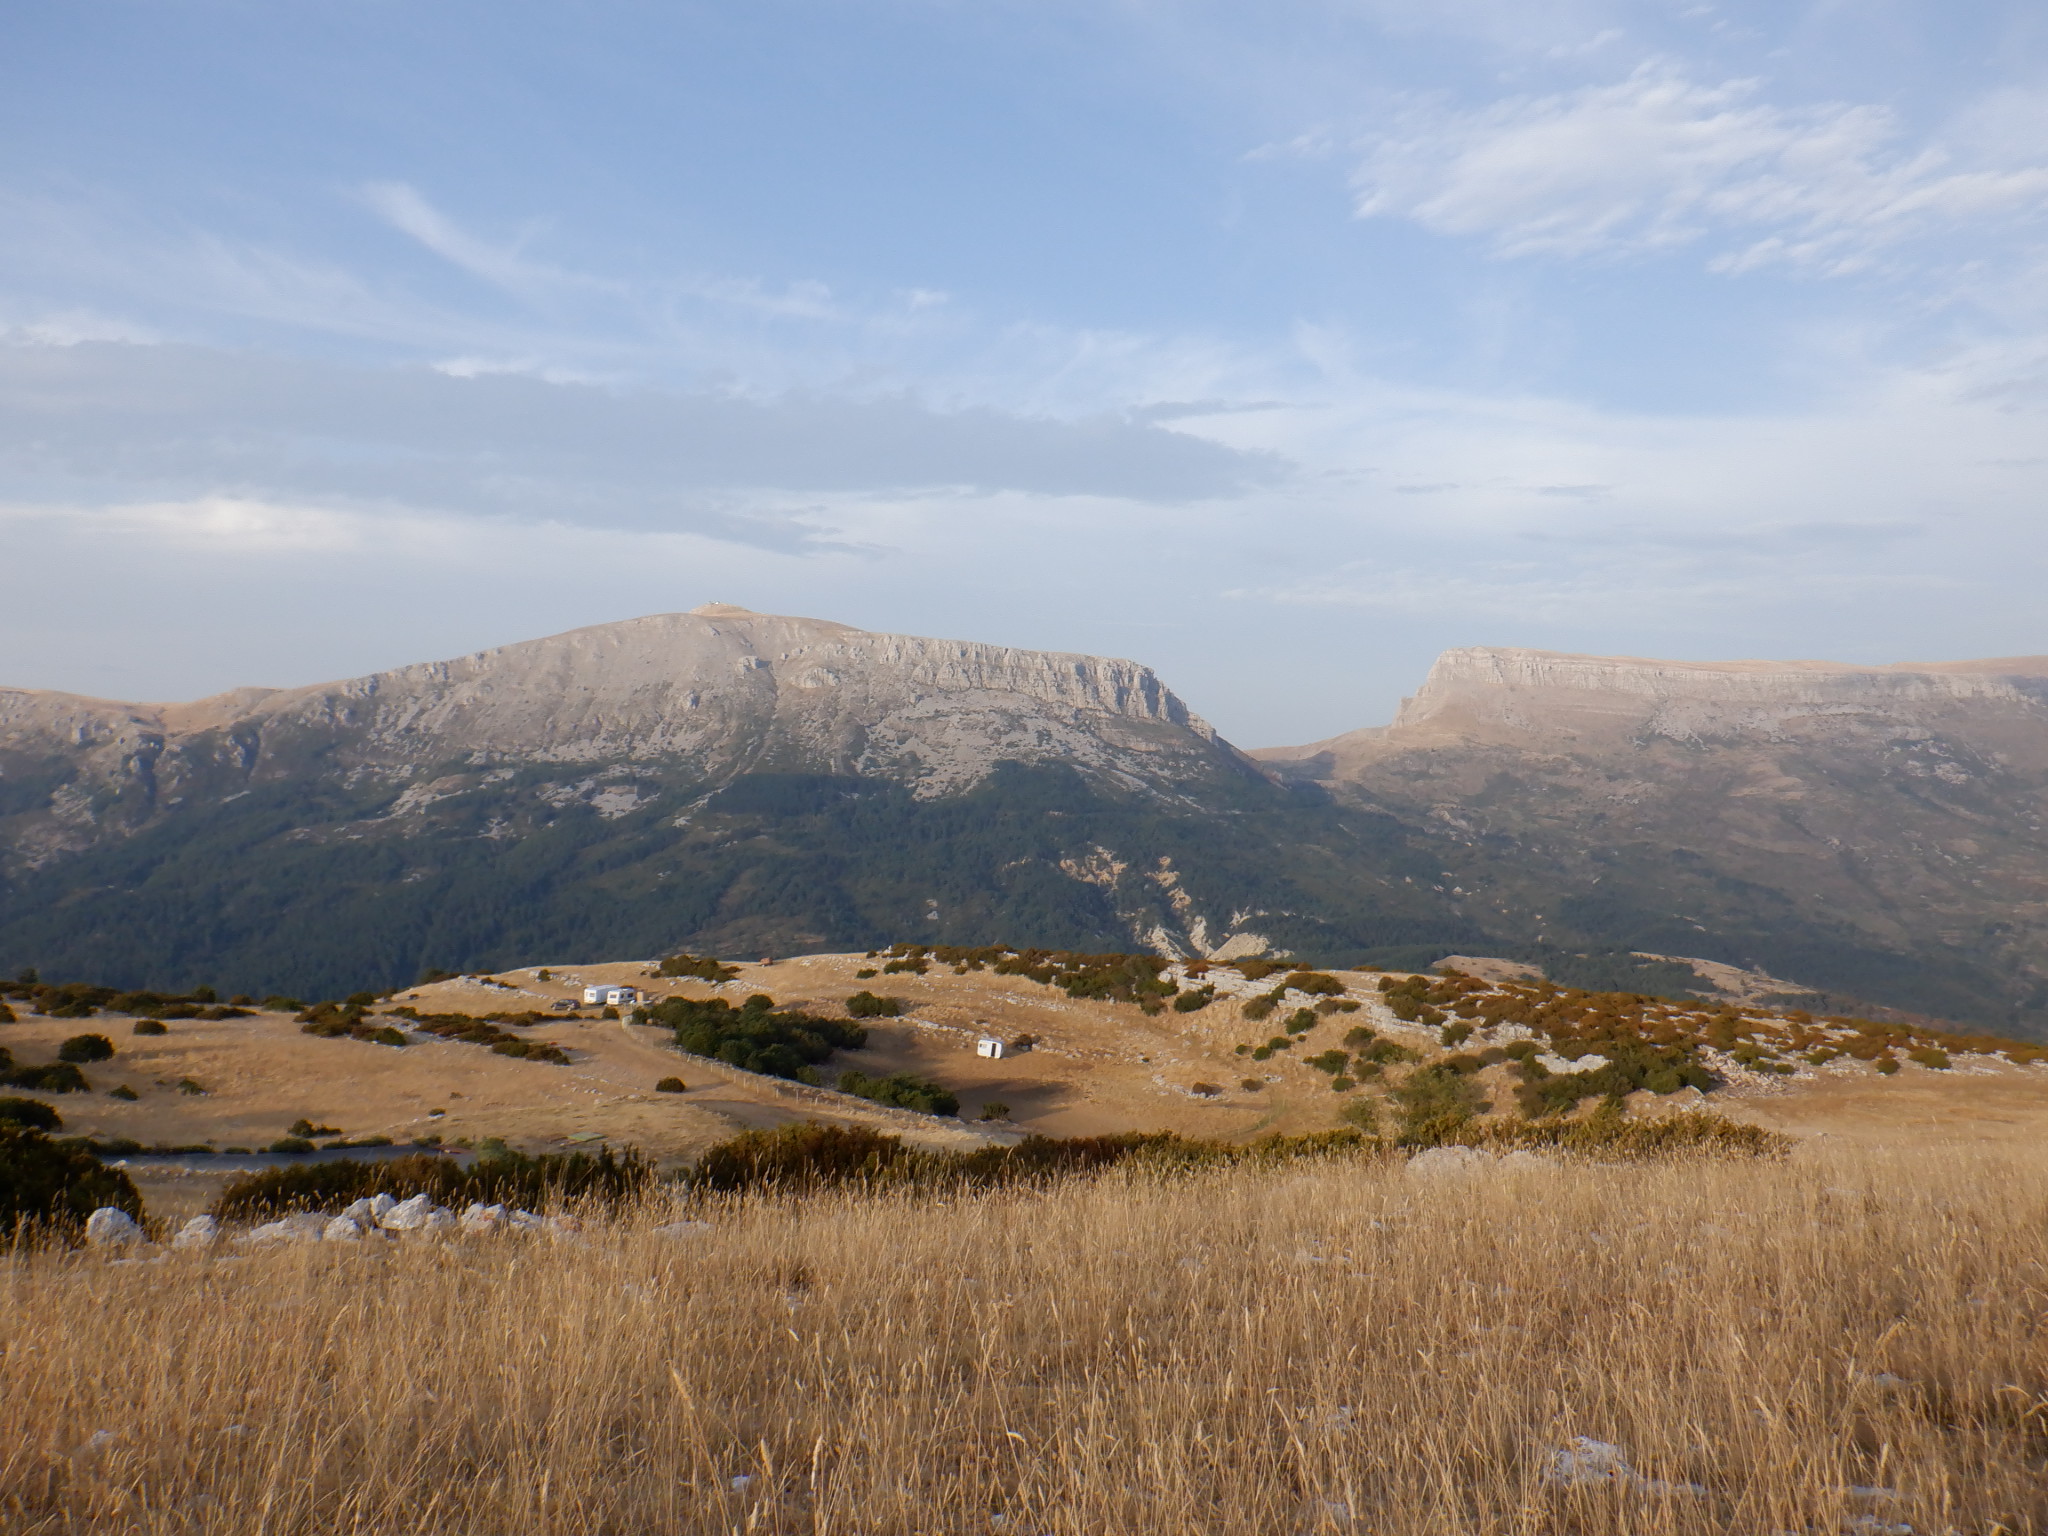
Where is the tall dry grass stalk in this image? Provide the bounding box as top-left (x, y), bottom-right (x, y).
top-left (4, 1145), bottom-right (2046, 1534)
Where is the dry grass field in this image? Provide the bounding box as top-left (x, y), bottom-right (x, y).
top-left (7, 1140), bottom-right (2047, 1535)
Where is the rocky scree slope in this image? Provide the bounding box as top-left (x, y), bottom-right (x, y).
top-left (1254, 648), bottom-right (2048, 1033)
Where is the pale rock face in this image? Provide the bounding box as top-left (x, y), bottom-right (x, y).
top-left (377, 1193), bottom-right (443, 1231)
top-left (1258, 645), bottom-right (2048, 766)
top-left (242, 1213), bottom-right (328, 1245)
top-left (322, 1215), bottom-right (363, 1241)
top-left (85, 1207), bottom-right (145, 1247)
top-left (171, 1214), bottom-right (220, 1250)
top-left (1404, 1146), bottom-right (1493, 1178)
top-left (0, 609), bottom-right (1228, 830)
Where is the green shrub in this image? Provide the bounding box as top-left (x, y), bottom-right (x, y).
top-left (1250, 1045), bottom-right (1272, 1061)
top-left (651, 993), bottom-right (867, 1080)
top-left (59, 1034), bottom-right (114, 1064)
top-left (655, 1076), bottom-right (687, 1093)
top-left (0, 1097), bottom-right (61, 1132)
top-left (658, 953), bottom-right (741, 982)
top-left (844, 991), bottom-right (903, 1018)
top-left (1339, 1099), bottom-right (1380, 1134)
top-left (1303, 1050), bottom-right (1350, 1075)
top-left (214, 1146), bottom-right (654, 1220)
top-left (1240, 1079), bottom-right (1264, 1092)
top-left (0, 1003), bottom-right (14, 1023)
top-left (979, 1101), bottom-right (1011, 1120)
top-left (1440, 1022), bottom-right (1474, 1047)
top-left (269, 1137), bottom-right (316, 1154)
top-left (1359, 1038), bottom-right (1417, 1066)
top-left (1907, 1048), bottom-right (1951, 1070)
top-left (108, 1084), bottom-right (139, 1101)
top-left (177, 1078), bottom-right (206, 1095)
top-left (694, 1124), bottom-right (909, 1192)
top-left (1282, 971), bottom-right (1345, 996)
top-left (1172, 987), bottom-right (1215, 1013)
top-left (0, 1127), bottom-right (143, 1239)
top-left (1330, 1076), bottom-right (1354, 1091)
top-left (1232, 958), bottom-right (1287, 981)
top-left (5, 1062), bottom-right (89, 1093)
top-left (1875, 1056), bottom-right (1900, 1075)
top-left (837, 1070), bottom-right (959, 1117)
top-left (1189, 1083), bottom-right (1222, 1098)
top-left (1390, 1063), bottom-right (1490, 1145)
top-left (1342, 1026), bottom-right (1377, 1049)
top-left (1283, 1008), bottom-right (1319, 1035)
top-left (132, 1019), bottom-right (168, 1036)
top-left (1240, 997), bottom-right (1276, 1022)
top-left (855, 969), bottom-right (879, 979)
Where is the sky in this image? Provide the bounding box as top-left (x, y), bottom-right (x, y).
top-left (4, 0), bottom-right (2047, 745)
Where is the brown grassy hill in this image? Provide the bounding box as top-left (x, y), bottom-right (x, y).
top-left (11, 947), bottom-right (2048, 1219)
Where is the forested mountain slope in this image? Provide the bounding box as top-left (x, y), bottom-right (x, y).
top-left (1253, 648), bottom-right (2048, 1034)
top-left (5, 617), bottom-right (2047, 1034)
top-left (0, 608), bottom-right (1477, 997)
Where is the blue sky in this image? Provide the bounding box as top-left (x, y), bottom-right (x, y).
top-left (4, 0), bottom-right (2047, 743)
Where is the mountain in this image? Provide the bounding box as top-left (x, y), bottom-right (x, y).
top-left (1252, 647), bottom-right (2048, 1034)
top-left (7, 618), bottom-right (2048, 1035)
top-left (0, 608), bottom-right (1476, 997)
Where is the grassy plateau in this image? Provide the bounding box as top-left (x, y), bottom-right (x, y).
top-left (5, 1139), bottom-right (2046, 1534)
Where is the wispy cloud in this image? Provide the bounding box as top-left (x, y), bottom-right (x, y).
top-left (1348, 65), bottom-right (2048, 274)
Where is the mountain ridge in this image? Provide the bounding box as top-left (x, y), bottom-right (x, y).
top-left (4, 618), bottom-right (2046, 1032)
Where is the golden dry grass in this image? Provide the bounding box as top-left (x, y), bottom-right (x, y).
top-left (6, 1145), bottom-right (2047, 1534)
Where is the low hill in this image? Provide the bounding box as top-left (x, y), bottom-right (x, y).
top-left (11, 948), bottom-right (2047, 1218)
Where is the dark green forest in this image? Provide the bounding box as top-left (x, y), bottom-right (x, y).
top-left (0, 754), bottom-right (2034, 1033)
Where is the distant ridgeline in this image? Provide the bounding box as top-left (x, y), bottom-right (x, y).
top-left (7, 611), bottom-right (2048, 1035)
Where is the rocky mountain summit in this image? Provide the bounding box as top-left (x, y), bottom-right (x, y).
top-left (0, 609), bottom-right (1326, 995)
top-left (7, 622), bottom-right (2048, 1033)
top-left (1254, 647), bottom-right (2048, 1031)
top-left (1, 606), bottom-right (1234, 870)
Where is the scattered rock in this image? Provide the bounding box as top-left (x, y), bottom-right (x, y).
top-left (322, 1215), bottom-right (363, 1242)
top-left (1543, 1436), bottom-right (1703, 1496)
top-left (459, 1203), bottom-right (507, 1234)
top-left (378, 1193), bottom-right (448, 1231)
top-left (1405, 1146), bottom-right (1494, 1178)
top-left (84, 1208), bottom-right (146, 1248)
top-left (1546, 1437), bottom-right (1631, 1487)
top-left (171, 1214), bottom-right (220, 1250)
top-left (242, 1213), bottom-right (327, 1245)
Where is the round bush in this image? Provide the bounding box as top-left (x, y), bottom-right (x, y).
top-left (655, 1076), bottom-right (687, 1093)
top-left (0, 1126), bottom-right (143, 1239)
top-left (108, 1084), bottom-right (139, 1101)
top-left (0, 1097), bottom-right (62, 1132)
top-left (133, 1019), bottom-right (168, 1036)
top-left (58, 1033), bottom-right (115, 1064)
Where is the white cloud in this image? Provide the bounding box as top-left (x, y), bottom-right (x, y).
top-left (1350, 65), bottom-right (2048, 273)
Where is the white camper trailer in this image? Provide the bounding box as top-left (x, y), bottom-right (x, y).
top-left (582, 985), bottom-right (642, 1007)
top-left (975, 1036), bottom-right (1006, 1059)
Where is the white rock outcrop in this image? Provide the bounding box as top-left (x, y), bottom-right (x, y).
top-left (378, 1194), bottom-right (453, 1232)
top-left (170, 1214), bottom-right (220, 1250)
top-left (241, 1212), bottom-right (328, 1245)
top-left (1404, 1146), bottom-right (1494, 1178)
top-left (84, 1207), bottom-right (145, 1248)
